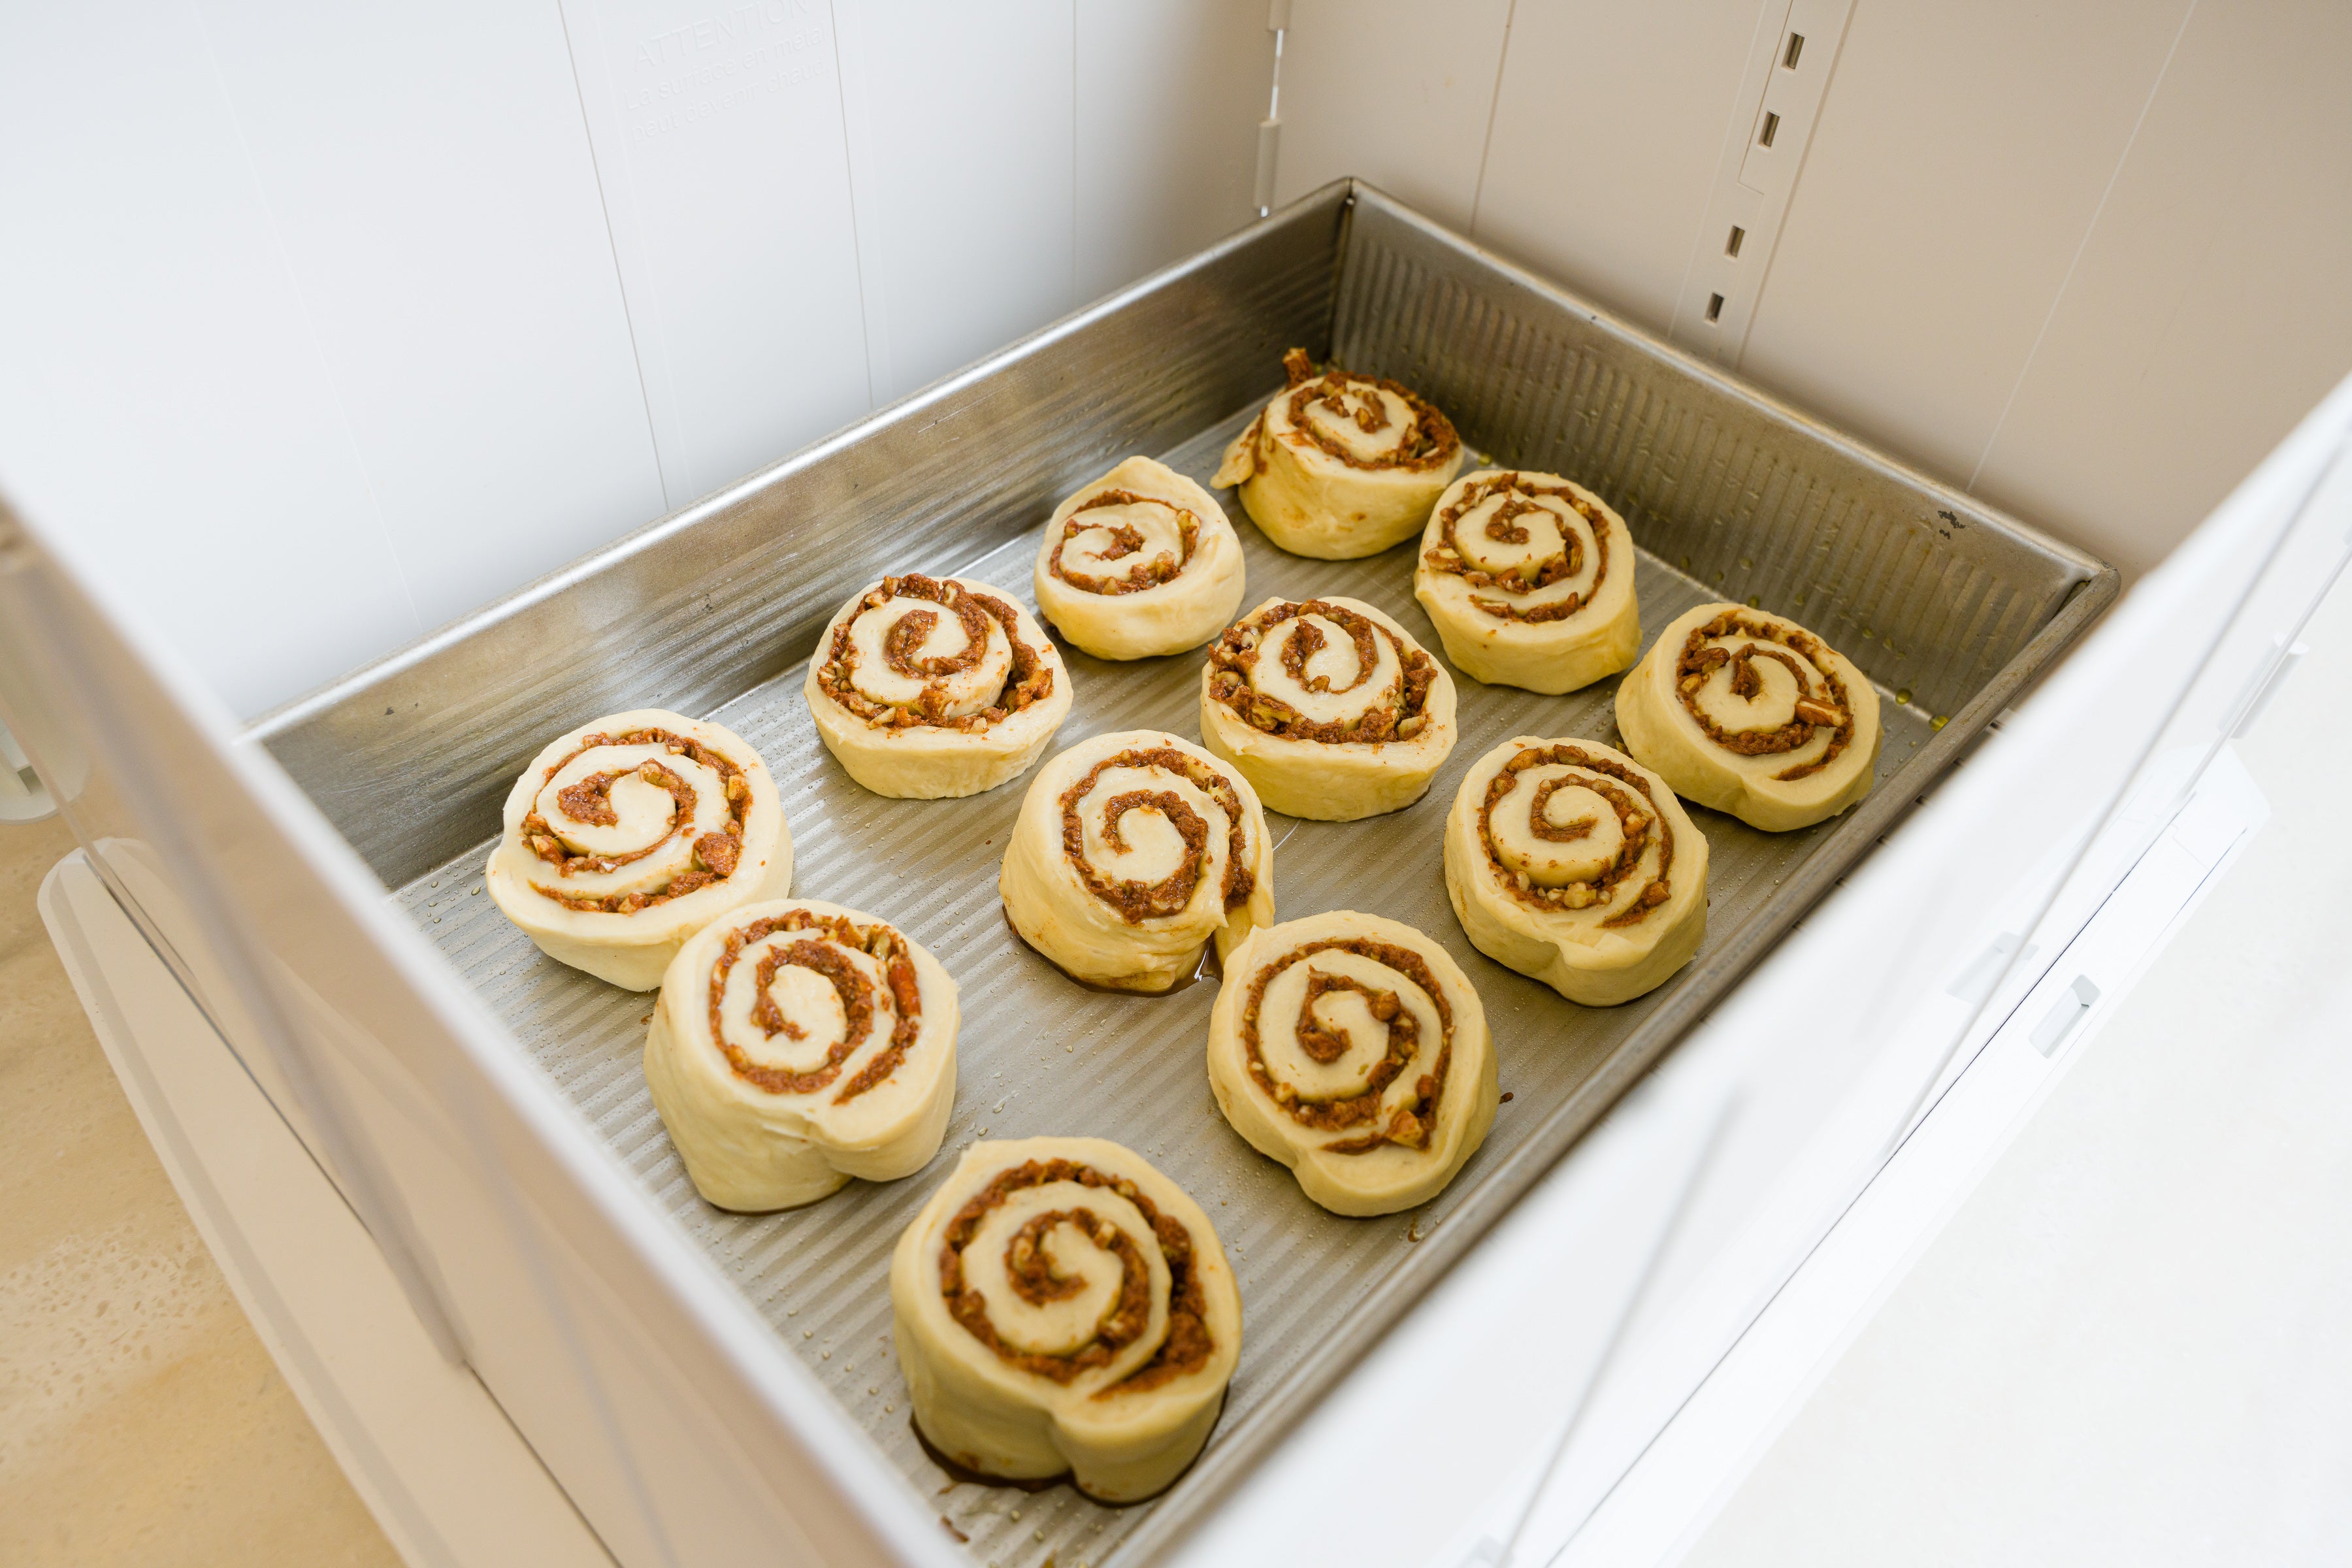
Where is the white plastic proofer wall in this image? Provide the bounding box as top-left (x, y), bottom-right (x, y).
top-left (3, 1), bottom-right (2349, 719)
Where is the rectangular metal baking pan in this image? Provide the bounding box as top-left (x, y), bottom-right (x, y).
top-left (255, 182), bottom-right (2116, 1567)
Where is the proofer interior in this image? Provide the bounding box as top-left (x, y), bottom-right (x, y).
top-left (253, 183), bottom-right (2114, 1567)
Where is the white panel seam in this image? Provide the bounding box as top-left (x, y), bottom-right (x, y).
top-left (553, 0), bottom-right (680, 512)
top-left (183, 0), bottom-right (427, 644)
top-left (828, 0), bottom-right (884, 409)
top-left (1723, 0), bottom-right (1854, 368)
top-left (1965, 0), bottom-right (2202, 491)
top-left (1665, 0), bottom-right (1783, 352)
top-left (1466, 0), bottom-right (1520, 234)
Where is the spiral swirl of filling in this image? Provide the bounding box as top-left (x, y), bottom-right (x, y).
top-left (999, 729), bottom-right (1274, 994)
top-left (1443, 735), bottom-right (1709, 1005)
top-left (702, 907), bottom-right (921, 1101)
top-left (1614, 602), bottom-right (1880, 834)
top-left (1207, 598), bottom-right (1437, 743)
top-left (937, 1156), bottom-right (1210, 1392)
top-left (485, 709), bottom-right (792, 991)
top-left (1206, 910), bottom-right (1497, 1216)
top-left (816, 574), bottom-right (1054, 731)
top-left (1047, 489), bottom-right (1200, 595)
top-left (1239, 936), bottom-right (1455, 1155)
top-left (1477, 743), bottom-right (1675, 924)
top-left (1198, 596), bottom-right (1458, 821)
top-left (806, 574), bottom-right (1073, 799)
top-left (890, 1136), bottom-right (1241, 1502)
top-left (1413, 468), bottom-right (1642, 694)
top-left (1671, 611), bottom-right (1854, 779)
top-left (1032, 456), bottom-right (1249, 661)
top-left (645, 898), bottom-right (956, 1211)
top-left (1426, 472), bottom-right (1611, 621)
top-left (1213, 349), bottom-right (1465, 559)
top-left (1264, 348), bottom-right (1457, 474)
top-left (519, 727), bottom-right (749, 914)
top-left (1060, 746), bottom-right (1257, 925)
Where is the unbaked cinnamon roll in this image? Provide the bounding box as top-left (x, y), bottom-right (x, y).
top-left (1615, 603), bottom-right (1881, 832)
top-left (1444, 737), bottom-right (1708, 1006)
top-left (1414, 468), bottom-right (1641, 693)
top-left (1206, 911), bottom-right (1497, 1217)
top-left (1032, 456), bottom-right (1246, 660)
top-left (1211, 348), bottom-right (1464, 559)
top-left (890, 1135), bottom-right (1241, 1503)
top-left (483, 709), bottom-right (791, 990)
top-left (999, 730), bottom-right (1274, 994)
top-left (1198, 596), bottom-right (1458, 821)
top-left (804, 574), bottom-right (1072, 799)
top-left (644, 900), bottom-right (956, 1211)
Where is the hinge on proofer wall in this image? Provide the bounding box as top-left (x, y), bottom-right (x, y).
top-left (1671, 0), bottom-right (1854, 365)
top-left (1258, 0), bottom-right (1288, 215)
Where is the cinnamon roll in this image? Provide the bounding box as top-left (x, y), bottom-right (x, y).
top-left (483, 709), bottom-right (791, 990)
top-left (1443, 737), bottom-right (1708, 1006)
top-left (804, 574), bottom-right (1072, 799)
top-left (644, 900), bottom-right (956, 1211)
top-left (1211, 348), bottom-right (1464, 559)
top-left (890, 1136), bottom-right (1241, 1503)
top-left (1413, 469), bottom-right (1641, 693)
top-left (1198, 596), bottom-right (1458, 821)
top-left (1615, 603), bottom-right (1882, 832)
top-left (1032, 456), bottom-right (1246, 660)
top-left (1206, 911), bottom-right (1497, 1217)
top-left (999, 730), bottom-right (1274, 994)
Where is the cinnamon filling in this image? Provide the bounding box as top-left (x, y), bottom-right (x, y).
top-left (523, 727), bottom-right (751, 914)
top-left (1478, 744), bottom-right (1675, 927)
top-left (1058, 747), bottom-right (1255, 924)
top-left (1217, 348), bottom-right (1460, 487)
top-left (1206, 600), bottom-right (1438, 743)
top-left (1275, 348), bottom-right (1457, 473)
top-left (1240, 938), bottom-right (1454, 1153)
top-left (1673, 612), bottom-right (1855, 781)
top-left (1422, 472), bottom-right (1614, 624)
top-left (938, 1158), bottom-right (1212, 1396)
top-left (1047, 489), bottom-right (1201, 595)
top-left (881, 597), bottom-right (991, 681)
top-left (816, 574), bottom-right (1055, 732)
top-left (704, 908), bottom-right (923, 1103)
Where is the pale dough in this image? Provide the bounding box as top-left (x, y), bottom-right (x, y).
top-left (890, 1135), bottom-right (1242, 1503)
top-left (1615, 602), bottom-right (1882, 832)
top-left (644, 900), bottom-right (956, 1211)
top-left (999, 730), bottom-right (1274, 994)
top-left (1414, 468), bottom-right (1641, 693)
top-left (805, 574), bottom-right (1073, 799)
top-left (1198, 595), bottom-right (1458, 821)
top-left (1206, 909), bottom-right (1499, 1217)
top-left (1443, 736), bottom-right (1708, 1006)
top-left (1213, 349), bottom-right (1463, 559)
top-left (1033, 455), bottom-right (1246, 659)
top-left (483, 708), bottom-right (792, 990)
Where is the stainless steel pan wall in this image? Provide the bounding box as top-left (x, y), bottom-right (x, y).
top-left (1332, 197), bottom-right (2095, 720)
top-left (254, 188), bottom-right (1350, 888)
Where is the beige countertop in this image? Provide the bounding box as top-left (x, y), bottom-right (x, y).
top-left (0, 813), bottom-right (397, 1567)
